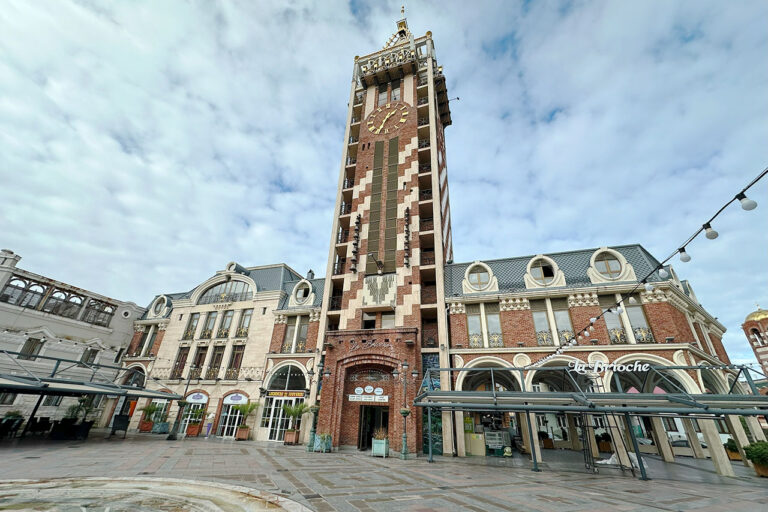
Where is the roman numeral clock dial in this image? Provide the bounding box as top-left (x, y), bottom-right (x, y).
top-left (366, 102), bottom-right (410, 135)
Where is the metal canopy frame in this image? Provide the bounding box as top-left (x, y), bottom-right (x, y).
top-left (414, 364), bottom-right (768, 479)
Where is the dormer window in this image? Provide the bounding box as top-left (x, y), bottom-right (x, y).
top-left (595, 252), bottom-right (621, 279)
top-left (295, 283), bottom-right (310, 304)
top-left (530, 259), bottom-right (555, 285)
top-left (468, 266), bottom-right (490, 290)
top-left (153, 297), bottom-right (165, 315)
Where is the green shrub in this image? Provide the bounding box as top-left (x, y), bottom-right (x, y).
top-left (3, 410), bottom-right (22, 418)
top-left (723, 438), bottom-right (739, 452)
top-left (743, 441), bottom-right (768, 466)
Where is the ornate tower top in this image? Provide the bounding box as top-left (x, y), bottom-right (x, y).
top-left (384, 6), bottom-right (412, 49)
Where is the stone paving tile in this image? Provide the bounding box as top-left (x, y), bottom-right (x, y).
top-left (1, 432), bottom-right (767, 511)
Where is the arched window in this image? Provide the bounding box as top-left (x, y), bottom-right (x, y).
top-left (0, 278), bottom-right (27, 305)
top-left (268, 365), bottom-right (307, 391)
top-left (42, 289), bottom-right (84, 319)
top-left (530, 259), bottom-right (555, 285)
top-left (751, 329), bottom-right (764, 347)
top-left (82, 299), bottom-right (116, 327)
top-left (594, 252), bottom-right (622, 279)
top-left (198, 280), bottom-right (252, 305)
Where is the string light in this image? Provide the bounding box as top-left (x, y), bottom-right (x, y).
top-left (527, 164), bottom-right (766, 369)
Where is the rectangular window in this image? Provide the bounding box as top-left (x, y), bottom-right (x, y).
top-left (80, 348), bottom-right (98, 365)
top-left (218, 310), bottom-right (234, 338)
top-left (237, 309), bottom-right (253, 337)
top-left (135, 330), bottom-right (149, 355)
top-left (603, 309), bottom-right (625, 344)
top-left (171, 347), bottom-right (189, 379)
top-left (381, 312), bottom-right (395, 329)
top-left (391, 79), bottom-right (401, 101)
top-left (200, 311), bottom-right (217, 338)
top-left (146, 329), bottom-right (158, 354)
top-left (484, 303), bottom-right (503, 348)
top-left (377, 83), bottom-right (388, 106)
top-left (228, 345), bottom-right (245, 371)
top-left (43, 395), bottom-right (62, 407)
top-left (191, 346), bottom-right (208, 377)
top-left (626, 305), bottom-right (654, 343)
top-left (18, 338), bottom-right (44, 361)
top-left (362, 312), bottom-right (376, 330)
top-left (183, 313), bottom-right (200, 340)
top-left (661, 417), bottom-right (678, 432)
top-left (207, 345), bottom-right (226, 379)
top-left (466, 304), bottom-right (483, 348)
top-left (553, 309), bottom-right (574, 343)
top-left (532, 311), bottom-right (552, 346)
top-left (296, 316), bottom-right (309, 353)
top-left (0, 393), bottom-right (17, 405)
top-left (282, 320), bottom-right (296, 353)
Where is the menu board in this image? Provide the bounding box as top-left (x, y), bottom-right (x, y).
top-left (484, 431), bottom-right (504, 449)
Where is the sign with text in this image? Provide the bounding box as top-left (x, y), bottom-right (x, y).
top-left (348, 394), bottom-right (389, 403)
top-left (568, 360), bottom-right (650, 375)
top-left (267, 391), bottom-right (305, 398)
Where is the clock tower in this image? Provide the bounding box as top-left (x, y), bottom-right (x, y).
top-left (314, 16), bottom-right (454, 455)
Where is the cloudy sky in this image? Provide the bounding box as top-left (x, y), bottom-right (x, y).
top-left (1, 1), bottom-right (766, 365)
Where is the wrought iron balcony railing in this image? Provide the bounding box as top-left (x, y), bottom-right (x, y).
top-left (537, 331), bottom-right (554, 346)
top-left (420, 189), bottom-right (433, 200)
top-left (188, 367), bottom-right (202, 379)
top-left (224, 367), bottom-right (240, 380)
top-left (419, 163), bottom-right (431, 172)
top-left (197, 292), bottom-right (253, 305)
top-left (200, 329), bottom-right (212, 339)
top-left (216, 327), bottom-right (230, 339)
top-left (349, 136), bottom-right (359, 144)
top-left (420, 218), bottom-right (434, 231)
top-left (421, 252), bottom-right (436, 265)
top-left (346, 157), bottom-right (357, 166)
top-left (609, 328), bottom-right (628, 344)
top-left (340, 203), bottom-right (352, 215)
top-left (235, 327), bottom-right (249, 338)
top-left (417, 96), bottom-right (429, 106)
top-left (354, 94), bottom-right (364, 105)
top-left (418, 77), bottom-right (428, 86)
top-left (351, 116), bottom-right (360, 124)
top-left (418, 139), bottom-right (430, 148)
top-left (170, 368), bottom-right (184, 379)
top-left (559, 330), bottom-right (575, 343)
top-left (205, 367), bottom-right (220, 380)
top-left (418, 117), bottom-right (429, 126)
top-left (337, 229), bottom-right (350, 244)
top-left (488, 333), bottom-right (504, 348)
top-left (469, 333), bottom-right (483, 348)
top-left (182, 329), bottom-right (195, 340)
top-left (295, 338), bottom-right (307, 353)
top-left (329, 296), bottom-right (342, 310)
top-left (633, 327), bottom-right (655, 344)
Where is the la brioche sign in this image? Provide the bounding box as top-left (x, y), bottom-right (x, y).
top-left (568, 360), bottom-right (650, 375)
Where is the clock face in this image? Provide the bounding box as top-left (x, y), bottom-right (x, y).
top-left (366, 102), bottom-right (410, 135)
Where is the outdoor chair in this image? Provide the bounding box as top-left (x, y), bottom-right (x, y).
top-left (0, 418), bottom-right (23, 439)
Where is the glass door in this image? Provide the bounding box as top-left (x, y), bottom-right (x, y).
top-left (265, 397), bottom-right (303, 441)
top-left (180, 403), bottom-right (204, 433)
top-left (217, 404), bottom-right (243, 438)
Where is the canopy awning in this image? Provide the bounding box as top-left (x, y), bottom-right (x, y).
top-left (0, 373), bottom-right (181, 400)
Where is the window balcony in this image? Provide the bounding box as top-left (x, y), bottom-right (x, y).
top-left (419, 163), bottom-right (431, 173)
top-left (235, 327), bottom-right (249, 338)
top-left (224, 367), bottom-right (240, 380)
top-left (469, 333), bottom-right (483, 348)
top-left (417, 97), bottom-right (429, 106)
top-left (488, 333), bottom-right (504, 348)
top-left (346, 157), bottom-right (357, 167)
top-left (198, 292), bottom-right (253, 305)
top-left (421, 251), bottom-right (436, 265)
top-left (633, 327), bottom-right (655, 344)
top-left (170, 368), bottom-right (184, 379)
top-left (329, 296), bottom-right (342, 310)
top-left (340, 203), bottom-right (352, 215)
top-left (188, 367), bottom-right (202, 379)
top-left (418, 139), bottom-right (430, 148)
top-left (351, 116), bottom-right (360, 124)
top-left (418, 117), bottom-right (429, 126)
top-left (421, 285), bottom-right (437, 304)
top-left (537, 331), bottom-right (554, 346)
top-left (205, 367), bottom-right (220, 380)
top-left (333, 258), bottom-right (346, 275)
top-left (200, 329), bottom-right (213, 339)
top-left (420, 189), bottom-right (433, 200)
top-left (609, 328), bottom-right (628, 344)
top-left (343, 178), bottom-right (354, 189)
top-left (420, 218), bottom-right (434, 231)
top-left (354, 94), bottom-right (364, 105)
top-left (349, 136), bottom-right (359, 144)
top-left (418, 77), bottom-right (428, 87)
top-left (182, 329), bottom-right (195, 340)
top-left (216, 327), bottom-right (230, 339)
top-left (337, 229), bottom-right (350, 244)
top-left (559, 330), bottom-right (575, 344)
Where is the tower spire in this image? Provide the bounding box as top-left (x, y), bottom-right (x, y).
top-left (383, 6), bottom-right (412, 49)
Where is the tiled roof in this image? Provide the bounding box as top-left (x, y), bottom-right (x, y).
top-left (444, 244), bottom-right (668, 297)
top-left (277, 278), bottom-right (327, 310)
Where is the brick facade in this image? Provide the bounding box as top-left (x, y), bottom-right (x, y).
top-left (643, 302), bottom-right (695, 344)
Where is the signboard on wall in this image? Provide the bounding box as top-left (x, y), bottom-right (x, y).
top-left (186, 393), bottom-right (209, 404)
top-left (267, 391), bottom-right (305, 398)
top-left (223, 393), bottom-right (246, 405)
top-left (348, 394), bottom-right (389, 403)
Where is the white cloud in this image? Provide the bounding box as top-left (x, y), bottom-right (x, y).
top-left (0, 0), bottom-right (765, 365)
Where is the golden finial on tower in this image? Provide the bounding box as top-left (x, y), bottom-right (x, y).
top-left (401, 5), bottom-right (405, 16)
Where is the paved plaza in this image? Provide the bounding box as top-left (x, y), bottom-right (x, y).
top-left (1, 432), bottom-right (767, 511)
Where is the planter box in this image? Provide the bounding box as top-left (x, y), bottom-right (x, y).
top-left (235, 427), bottom-right (250, 441)
top-left (151, 422), bottom-right (169, 434)
top-left (542, 439), bottom-right (555, 449)
top-left (372, 439), bottom-right (389, 457)
top-left (313, 435), bottom-right (332, 453)
top-left (754, 462), bottom-right (768, 478)
top-left (186, 423), bottom-right (202, 437)
top-left (138, 420), bottom-right (154, 433)
top-left (284, 430), bottom-right (300, 445)
top-left (598, 441), bottom-right (613, 453)
top-left (726, 449), bottom-right (742, 461)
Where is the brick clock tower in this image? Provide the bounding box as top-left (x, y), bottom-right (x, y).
top-left (315, 16), bottom-right (454, 455)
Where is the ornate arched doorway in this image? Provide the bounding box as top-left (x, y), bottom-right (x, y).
top-left (261, 364), bottom-right (306, 441)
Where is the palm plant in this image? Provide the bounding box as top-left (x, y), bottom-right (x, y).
top-left (232, 402), bottom-right (260, 428)
top-left (282, 402), bottom-right (310, 432)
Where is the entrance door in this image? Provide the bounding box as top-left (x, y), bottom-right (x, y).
top-left (357, 406), bottom-right (389, 450)
top-left (217, 404), bottom-right (243, 437)
top-left (180, 403), bottom-right (204, 433)
top-left (265, 397), bottom-right (303, 441)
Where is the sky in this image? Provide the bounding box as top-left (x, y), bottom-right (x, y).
top-left (0, 1), bottom-right (766, 366)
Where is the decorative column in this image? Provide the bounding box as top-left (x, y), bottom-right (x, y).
top-left (681, 418), bottom-right (705, 459)
top-left (725, 415), bottom-right (753, 468)
top-left (699, 419), bottom-right (735, 477)
top-left (650, 417), bottom-right (675, 462)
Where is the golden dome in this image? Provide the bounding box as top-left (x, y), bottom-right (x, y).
top-left (745, 308), bottom-right (768, 323)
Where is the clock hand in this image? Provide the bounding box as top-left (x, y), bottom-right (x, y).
top-left (378, 111), bottom-right (395, 131)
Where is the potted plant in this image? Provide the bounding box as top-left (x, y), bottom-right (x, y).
top-left (539, 431), bottom-right (554, 449)
top-left (185, 408), bottom-right (205, 437)
top-left (138, 403), bottom-right (161, 433)
top-left (282, 402), bottom-right (309, 445)
top-left (371, 427), bottom-right (389, 457)
top-left (743, 441), bottom-right (768, 477)
top-left (597, 432), bottom-right (613, 452)
top-left (314, 433), bottom-right (332, 453)
top-left (723, 438), bottom-right (742, 461)
top-left (3, 410), bottom-right (22, 419)
top-left (232, 402), bottom-right (260, 441)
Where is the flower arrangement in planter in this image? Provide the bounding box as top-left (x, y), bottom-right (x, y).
top-left (185, 408), bottom-right (205, 437)
top-left (232, 402), bottom-right (260, 441)
top-left (282, 402), bottom-right (309, 445)
top-left (314, 433), bottom-right (332, 453)
top-left (371, 427), bottom-right (389, 457)
top-left (723, 438), bottom-right (742, 461)
top-left (138, 403), bottom-right (161, 433)
top-left (743, 441), bottom-right (768, 477)
top-left (400, 408), bottom-right (411, 418)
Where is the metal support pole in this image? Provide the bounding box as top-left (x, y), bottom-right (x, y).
top-left (401, 373), bottom-right (408, 460)
top-left (427, 405), bottom-right (434, 463)
top-left (742, 367), bottom-right (768, 423)
top-left (624, 413), bottom-right (649, 481)
top-left (19, 394), bottom-right (45, 439)
top-left (525, 406), bottom-right (541, 472)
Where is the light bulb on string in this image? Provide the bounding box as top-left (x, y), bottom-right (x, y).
top-left (589, 317), bottom-right (596, 324)
top-left (736, 192), bottom-right (757, 211)
top-left (589, 325), bottom-right (595, 332)
top-left (703, 223), bottom-right (719, 240)
top-left (644, 282), bottom-right (654, 292)
top-left (616, 306), bottom-right (624, 314)
top-left (678, 247), bottom-right (691, 262)
top-left (628, 296), bottom-right (638, 304)
top-left (658, 268), bottom-right (669, 278)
